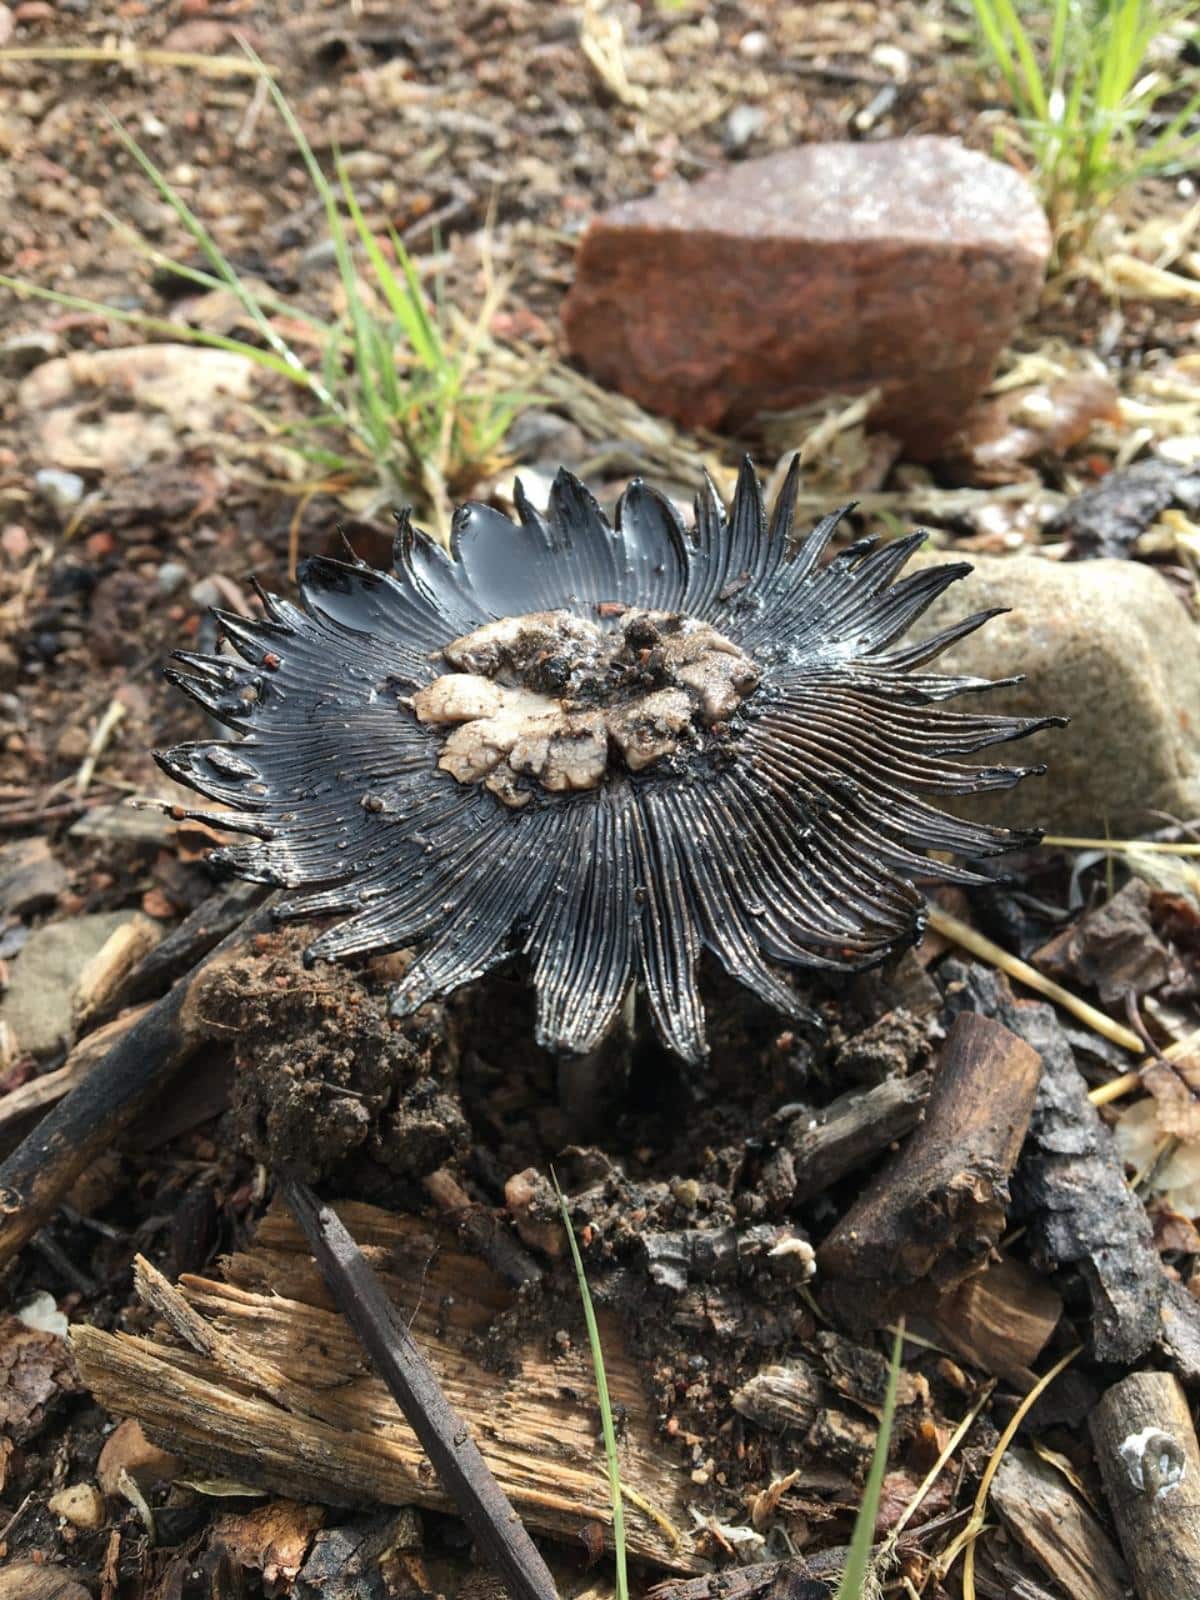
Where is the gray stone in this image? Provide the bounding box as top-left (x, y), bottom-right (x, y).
top-left (562, 138), bottom-right (1050, 458)
top-left (0, 330), bottom-right (61, 376)
top-left (0, 911), bottom-right (138, 1059)
top-left (503, 408), bottom-right (586, 465)
top-left (156, 561), bottom-right (188, 596)
top-left (189, 577), bottom-right (222, 610)
top-left (910, 551), bottom-right (1200, 835)
top-left (34, 467), bottom-right (86, 517)
top-left (0, 836), bottom-right (67, 917)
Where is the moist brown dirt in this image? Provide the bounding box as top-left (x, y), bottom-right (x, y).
top-left (194, 927), bottom-right (467, 1188)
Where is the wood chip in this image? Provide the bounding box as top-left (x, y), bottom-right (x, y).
top-left (72, 1198), bottom-right (703, 1572)
top-left (72, 913), bottom-right (161, 1030)
top-left (990, 1447), bottom-right (1129, 1600)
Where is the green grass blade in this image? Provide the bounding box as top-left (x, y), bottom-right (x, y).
top-left (393, 234), bottom-right (447, 374)
top-left (554, 1174), bottom-right (628, 1600)
top-left (100, 211), bottom-right (332, 335)
top-left (336, 160), bottom-right (443, 373)
top-left (1139, 85), bottom-right (1200, 163)
top-left (104, 114), bottom-right (345, 421)
top-left (0, 274), bottom-right (307, 382)
top-left (238, 43), bottom-right (372, 394)
top-left (968, 0), bottom-right (1023, 105)
top-left (1047, 0), bottom-right (1069, 95)
top-left (834, 1322), bottom-right (905, 1600)
top-left (993, 0), bottom-right (1049, 119)
top-left (1108, 0), bottom-right (1155, 106)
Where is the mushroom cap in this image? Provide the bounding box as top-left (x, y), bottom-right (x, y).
top-left (158, 459), bottom-right (1060, 1063)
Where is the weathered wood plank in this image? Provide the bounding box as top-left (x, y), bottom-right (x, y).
top-left (73, 1198), bottom-right (702, 1573)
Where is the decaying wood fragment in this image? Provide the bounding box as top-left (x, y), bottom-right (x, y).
top-left (72, 1197), bottom-right (702, 1573)
top-left (1011, 999), bottom-right (1164, 1363)
top-left (72, 913), bottom-right (161, 1030)
top-left (817, 1012), bottom-right (1041, 1327)
top-left (787, 1069), bottom-right (932, 1203)
top-left (943, 961), bottom-right (1165, 1362)
top-left (1090, 1371), bottom-right (1200, 1600)
top-left (116, 881), bottom-right (266, 1008)
top-left (0, 1566), bottom-right (90, 1600)
top-left (0, 897), bottom-right (277, 1269)
top-left (280, 1177), bottom-right (558, 1600)
top-left (732, 1359), bottom-right (824, 1433)
top-left (1155, 1278), bottom-right (1200, 1385)
top-left (0, 1004), bottom-right (151, 1137)
top-left (730, 1332), bottom-right (929, 1484)
top-left (425, 1165), bottom-right (544, 1286)
top-left (989, 1446), bottom-right (1129, 1600)
top-left (649, 1548), bottom-right (847, 1599)
top-left (930, 1255), bottom-right (1062, 1388)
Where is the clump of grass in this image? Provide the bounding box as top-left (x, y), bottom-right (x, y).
top-left (555, 1173), bottom-right (629, 1600)
top-left (0, 48), bottom-right (521, 543)
top-left (963, 0), bottom-right (1200, 254)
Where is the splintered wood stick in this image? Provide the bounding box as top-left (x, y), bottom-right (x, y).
top-left (1091, 1371), bottom-right (1200, 1600)
top-left (817, 1011), bottom-right (1042, 1327)
top-left (0, 894), bottom-right (277, 1269)
top-left (279, 1177), bottom-right (559, 1600)
top-left (72, 1198), bottom-right (698, 1571)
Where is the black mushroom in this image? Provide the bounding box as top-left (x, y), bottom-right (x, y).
top-left (158, 459), bottom-right (1061, 1063)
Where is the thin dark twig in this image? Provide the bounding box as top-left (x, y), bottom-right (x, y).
top-left (278, 1175), bottom-right (560, 1600)
top-left (1123, 990), bottom-right (1166, 1062)
top-left (0, 1492), bottom-right (33, 1546)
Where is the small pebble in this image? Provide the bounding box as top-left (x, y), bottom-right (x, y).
top-left (723, 104), bottom-right (767, 154)
top-left (190, 577), bottom-right (221, 609)
top-left (34, 468), bottom-right (85, 517)
top-left (156, 561), bottom-right (188, 596)
top-left (1, 523), bottom-right (31, 561)
top-left (738, 29), bottom-right (768, 59)
top-left (0, 330), bottom-right (60, 375)
top-left (49, 1483), bottom-right (105, 1531)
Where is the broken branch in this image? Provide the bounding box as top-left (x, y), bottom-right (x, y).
top-left (0, 896), bottom-right (277, 1268)
top-left (279, 1176), bottom-right (559, 1600)
top-left (1090, 1371), bottom-right (1200, 1600)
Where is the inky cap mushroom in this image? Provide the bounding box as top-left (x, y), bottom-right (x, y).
top-left (159, 459), bottom-right (1061, 1063)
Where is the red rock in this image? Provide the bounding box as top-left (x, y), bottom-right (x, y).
top-left (561, 138), bottom-right (1051, 459)
top-left (161, 17), bottom-right (233, 53)
top-left (1, 524), bottom-right (31, 562)
top-left (85, 531), bottom-right (115, 560)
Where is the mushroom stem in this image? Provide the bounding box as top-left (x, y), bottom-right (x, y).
top-left (555, 984), bottom-right (638, 1136)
